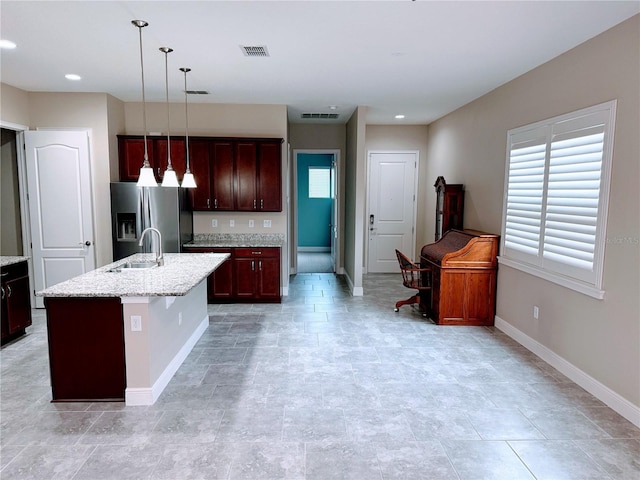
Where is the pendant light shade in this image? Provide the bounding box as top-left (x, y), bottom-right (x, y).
top-left (160, 46), bottom-right (180, 187)
top-left (180, 67), bottom-right (197, 188)
top-left (132, 20), bottom-right (157, 187)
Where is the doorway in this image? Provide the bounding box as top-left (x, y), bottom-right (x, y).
top-left (293, 150), bottom-right (340, 274)
top-left (366, 151), bottom-right (419, 273)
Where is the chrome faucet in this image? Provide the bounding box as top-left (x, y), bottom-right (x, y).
top-left (139, 227), bottom-right (164, 266)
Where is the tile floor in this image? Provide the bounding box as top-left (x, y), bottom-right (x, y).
top-left (1, 273), bottom-right (639, 479)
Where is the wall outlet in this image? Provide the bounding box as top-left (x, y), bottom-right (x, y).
top-left (131, 315), bottom-right (142, 332)
top-left (533, 306), bottom-right (539, 319)
top-left (211, 219), bottom-right (218, 228)
top-left (263, 219), bottom-right (272, 228)
top-left (248, 220), bottom-right (254, 228)
top-left (230, 219), bottom-right (235, 227)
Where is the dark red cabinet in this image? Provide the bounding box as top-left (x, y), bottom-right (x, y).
top-left (1, 260), bottom-right (32, 345)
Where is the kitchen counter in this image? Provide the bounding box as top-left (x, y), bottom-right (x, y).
top-left (40, 252), bottom-right (229, 406)
top-left (37, 253), bottom-right (228, 298)
top-left (185, 233), bottom-right (285, 248)
top-left (0, 256), bottom-right (30, 268)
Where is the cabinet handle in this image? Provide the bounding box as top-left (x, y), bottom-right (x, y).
top-left (259, 260), bottom-right (262, 271)
top-left (1, 272), bottom-right (8, 277)
top-left (260, 199), bottom-right (264, 209)
top-left (253, 199), bottom-right (256, 209)
top-left (252, 251), bottom-right (262, 255)
top-left (6, 285), bottom-right (11, 297)
top-left (214, 199), bottom-right (218, 208)
top-left (251, 260), bottom-right (255, 271)
top-left (1, 287), bottom-right (4, 300)
top-left (207, 199), bottom-right (210, 208)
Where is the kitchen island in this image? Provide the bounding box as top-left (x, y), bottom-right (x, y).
top-left (37, 252), bottom-right (228, 406)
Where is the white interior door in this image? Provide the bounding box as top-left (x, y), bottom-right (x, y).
top-left (330, 158), bottom-right (337, 271)
top-left (24, 130), bottom-right (95, 307)
top-left (367, 151), bottom-right (418, 273)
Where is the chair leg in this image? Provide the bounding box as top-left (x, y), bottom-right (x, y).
top-left (394, 294), bottom-right (421, 312)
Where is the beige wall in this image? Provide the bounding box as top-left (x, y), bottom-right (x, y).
top-left (0, 83), bottom-right (29, 127)
top-left (425, 16), bottom-right (640, 410)
top-left (365, 125), bottom-right (430, 259)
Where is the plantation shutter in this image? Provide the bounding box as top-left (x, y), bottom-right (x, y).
top-left (543, 111), bottom-right (608, 283)
top-left (503, 126), bottom-right (547, 265)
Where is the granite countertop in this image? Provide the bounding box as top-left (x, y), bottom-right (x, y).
top-left (37, 253), bottom-right (229, 298)
top-left (185, 233), bottom-right (285, 248)
top-left (1, 256), bottom-right (30, 268)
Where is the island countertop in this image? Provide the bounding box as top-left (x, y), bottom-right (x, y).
top-left (37, 253), bottom-right (229, 298)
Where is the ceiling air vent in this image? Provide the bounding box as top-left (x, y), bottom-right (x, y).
top-left (186, 90), bottom-right (209, 95)
top-left (240, 45), bottom-right (270, 57)
top-left (301, 113), bottom-right (340, 120)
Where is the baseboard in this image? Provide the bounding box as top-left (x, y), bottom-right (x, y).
top-left (495, 315), bottom-right (640, 428)
top-left (125, 315), bottom-right (208, 406)
top-left (298, 247), bottom-right (331, 252)
top-left (344, 270), bottom-right (363, 296)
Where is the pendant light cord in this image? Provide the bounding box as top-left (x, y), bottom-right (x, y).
top-left (182, 68), bottom-right (191, 173)
top-left (135, 20), bottom-right (150, 168)
top-left (161, 47), bottom-right (174, 171)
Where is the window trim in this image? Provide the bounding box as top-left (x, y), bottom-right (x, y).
top-left (498, 100), bottom-right (617, 300)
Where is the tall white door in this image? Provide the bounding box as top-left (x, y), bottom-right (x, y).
top-left (367, 152), bottom-right (418, 273)
top-left (24, 130), bottom-right (95, 307)
top-left (330, 158), bottom-right (337, 271)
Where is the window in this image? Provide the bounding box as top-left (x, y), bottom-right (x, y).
top-left (500, 101), bottom-right (616, 299)
top-left (308, 167), bottom-right (331, 198)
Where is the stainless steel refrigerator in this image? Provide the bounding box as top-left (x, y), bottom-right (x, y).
top-left (110, 183), bottom-right (193, 261)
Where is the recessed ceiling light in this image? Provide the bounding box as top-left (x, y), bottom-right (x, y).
top-left (329, 105), bottom-right (338, 110)
top-left (65, 74), bottom-right (82, 81)
top-left (395, 114), bottom-right (405, 119)
top-left (0, 39), bottom-right (17, 49)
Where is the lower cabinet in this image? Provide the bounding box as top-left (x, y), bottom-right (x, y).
top-left (184, 247), bottom-right (281, 303)
top-left (1, 260), bottom-right (32, 345)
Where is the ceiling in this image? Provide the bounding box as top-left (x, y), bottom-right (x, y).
top-left (1, 1), bottom-right (638, 125)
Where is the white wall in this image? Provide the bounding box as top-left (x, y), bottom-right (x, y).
top-left (425, 16), bottom-right (640, 414)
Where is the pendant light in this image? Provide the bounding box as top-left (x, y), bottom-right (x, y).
top-left (132, 20), bottom-right (157, 187)
top-left (180, 67), bottom-right (197, 188)
top-left (160, 46), bottom-right (180, 187)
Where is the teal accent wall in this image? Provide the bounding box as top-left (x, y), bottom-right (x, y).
top-left (298, 153), bottom-right (333, 247)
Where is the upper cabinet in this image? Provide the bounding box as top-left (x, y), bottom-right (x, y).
top-left (118, 135), bottom-right (186, 183)
top-left (118, 136), bottom-right (283, 212)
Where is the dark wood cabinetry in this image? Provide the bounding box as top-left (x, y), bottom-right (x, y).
top-left (118, 135), bottom-right (187, 183)
top-left (45, 297), bottom-right (125, 401)
top-left (434, 176), bottom-right (464, 241)
top-left (117, 136), bottom-right (282, 212)
top-left (1, 260), bottom-right (32, 344)
top-left (183, 247), bottom-right (281, 303)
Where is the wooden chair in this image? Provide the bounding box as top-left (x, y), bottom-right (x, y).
top-left (394, 249), bottom-right (431, 317)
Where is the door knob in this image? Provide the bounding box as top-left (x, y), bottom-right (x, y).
top-left (84, 241), bottom-right (92, 246)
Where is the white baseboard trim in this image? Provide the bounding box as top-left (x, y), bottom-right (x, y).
top-left (125, 315), bottom-right (208, 406)
top-left (495, 315), bottom-right (640, 428)
top-left (344, 271), bottom-right (364, 296)
top-left (281, 286), bottom-right (289, 296)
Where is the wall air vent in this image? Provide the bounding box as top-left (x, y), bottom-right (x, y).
top-left (301, 113), bottom-right (340, 120)
top-left (186, 90), bottom-right (209, 95)
top-left (240, 45), bottom-right (270, 57)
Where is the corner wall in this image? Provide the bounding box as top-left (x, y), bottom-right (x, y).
top-left (425, 16), bottom-right (640, 415)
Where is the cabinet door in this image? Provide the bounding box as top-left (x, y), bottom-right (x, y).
top-left (234, 257), bottom-right (256, 299)
top-left (257, 141), bottom-right (282, 211)
top-left (211, 141), bottom-right (235, 210)
top-left (189, 140), bottom-right (212, 210)
top-left (235, 141), bottom-right (257, 211)
top-left (209, 249), bottom-right (233, 299)
top-left (5, 275), bottom-right (32, 334)
top-left (155, 138), bottom-right (186, 182)
top-left (118, 137), bottom-right (155, 182)
top-left (257, 256), bottom-right (280, 298)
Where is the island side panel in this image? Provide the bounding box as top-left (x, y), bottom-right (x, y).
top-left (45, 297), bottom-right (126, 402)
top-left (122, 280), bottom-right (209, 405)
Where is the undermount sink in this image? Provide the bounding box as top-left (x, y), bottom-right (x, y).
top-left (109, 261), bottom-right (158, 272)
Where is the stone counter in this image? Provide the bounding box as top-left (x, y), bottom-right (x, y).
top-left (37, 253), bottom-right (228, 298)
top-left (185, 233), bottom-right (285, 248)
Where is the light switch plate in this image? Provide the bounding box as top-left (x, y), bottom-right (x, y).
top-left (211, 219), bottom-right (218, 228)
top-left (263, 220), bottom-right (272, 228)
top-left (248, 220), bottom-right (254, 228)
top-left (230, 219), bottom-right (235, 227)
